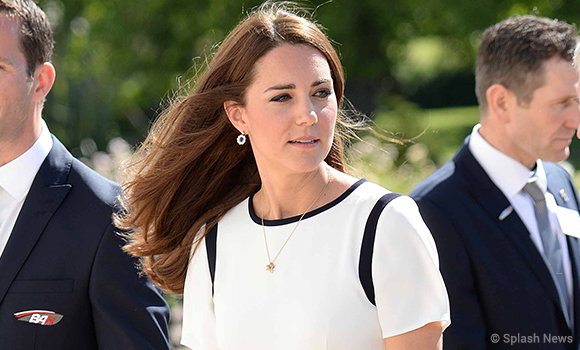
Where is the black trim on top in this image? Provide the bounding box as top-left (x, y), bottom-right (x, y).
top-left (359, 192), bottom-right (404, 306)
top-left (248, 178), bottom-right (368, 226)
top-left (205, 224), bottom-right (218, 296)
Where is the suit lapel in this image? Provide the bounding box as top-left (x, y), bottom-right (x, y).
top-left (547, 167), bottom-right (580, 337)
top-left (0, 137), bottom-right (72, 304)
top-left (454, 141), bottom-right (564, 314)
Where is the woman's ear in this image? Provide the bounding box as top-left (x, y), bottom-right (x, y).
top-left (224, 101), bottom-right (248, 134)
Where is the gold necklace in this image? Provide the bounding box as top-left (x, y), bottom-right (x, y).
top-left (261, 181), bottom-right (329, 273)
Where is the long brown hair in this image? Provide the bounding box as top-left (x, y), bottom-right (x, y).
top-left (115, 1), bottom-right (352, 294)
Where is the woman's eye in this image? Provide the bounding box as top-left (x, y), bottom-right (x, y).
top-left (271, 94), bottom-right (291, 102)
top-left (314, 89), bottom-right (331, 98)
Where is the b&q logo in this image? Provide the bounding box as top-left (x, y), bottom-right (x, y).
top-left (14, 310), bottom-right (63, 326)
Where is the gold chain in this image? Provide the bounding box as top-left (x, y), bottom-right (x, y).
top-left (261, 180), bottom-right (329, 273)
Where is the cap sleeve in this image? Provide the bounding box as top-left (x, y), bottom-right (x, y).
top-left (181, 236), bottom-right (218, 350)
top-left (372, 195), bottom-right (451, 338)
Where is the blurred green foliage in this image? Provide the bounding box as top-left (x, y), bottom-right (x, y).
top-left (351, 105), bottom-right (580, 194)
top-left (349, 105), bottom-right (479, 193)
top-left (38, 0), bottom-right (580, 159)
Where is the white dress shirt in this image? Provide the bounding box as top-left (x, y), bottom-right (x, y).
top-left (0, 120), bottom-right (53, 258)
top-left (469, 124), bottom-right (573, 307)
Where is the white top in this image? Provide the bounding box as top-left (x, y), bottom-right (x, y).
top-left (181, 179), bottom-right (450, 350)
top-left (469, 124), bottom-right (573, 304)
top-left (0, 120), bottom-right (52, 258)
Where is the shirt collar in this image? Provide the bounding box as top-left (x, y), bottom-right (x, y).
top-left (0, 120), bottom-right (53, 201)
top-left (469, 123), bottom-right (541, 199)
top-left (533, 160), bottom-right (548, 193)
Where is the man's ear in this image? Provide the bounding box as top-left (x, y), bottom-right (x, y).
top-left (31, 62), bottom-right (55, 103)
top-left (486, 84), bottom-right (516, 124)
top-left (224, 100), bottom-right (248, 134)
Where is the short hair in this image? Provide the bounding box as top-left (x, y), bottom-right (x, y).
top-left (475, 15), bottom-right (578, 113)
top-left (0, 0), bottom-right (53, 76)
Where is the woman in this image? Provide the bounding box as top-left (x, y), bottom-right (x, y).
top-left (116, 2), bottom-right (450, 349)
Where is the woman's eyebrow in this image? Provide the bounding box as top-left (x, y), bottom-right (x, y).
top-left (312, 78), bottom-right (330, 87)
top-left (264, 79), bottom-right (331, 93)
top-left (264, 84), bottom-right (295, 93)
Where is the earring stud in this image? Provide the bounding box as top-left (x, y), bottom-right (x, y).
top-left (236, 132), bottom-right (246, 145)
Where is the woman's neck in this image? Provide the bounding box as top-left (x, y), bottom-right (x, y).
top-left (255, 164), bottom-right (332, 220)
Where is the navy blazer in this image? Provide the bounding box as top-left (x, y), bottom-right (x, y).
top-left (0, 136), bottom-right (170, 349)
top-left (410, 138), bottom-right (580, 350)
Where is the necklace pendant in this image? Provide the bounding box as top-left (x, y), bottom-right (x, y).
top-left (266, 262), bottom-right (275, 273)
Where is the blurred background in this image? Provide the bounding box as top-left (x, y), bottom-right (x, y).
top-left (35, 0), bottom-right (580, 347)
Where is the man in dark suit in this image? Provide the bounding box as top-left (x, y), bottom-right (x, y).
top-left (0, 1), bottom-right (170, 348)
top-left (411, 16), bottom-right (580, 349)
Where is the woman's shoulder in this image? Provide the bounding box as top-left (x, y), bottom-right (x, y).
top-left (340, 176), bottom-right (419, 221)
top-left (220, 196), bottom-right (252, 223)
top-left (337, 175), bottom-right (402, 204)
top-left (322, 171), bottom-right (415, 221)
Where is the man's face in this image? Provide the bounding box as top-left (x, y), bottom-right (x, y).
top-left (505, 56), bottom-right (580, 168)
top-left (0, 13), bottom-right (36, 149)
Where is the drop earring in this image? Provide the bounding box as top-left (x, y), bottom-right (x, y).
top-left (236, 132), bottom-right (247, 145)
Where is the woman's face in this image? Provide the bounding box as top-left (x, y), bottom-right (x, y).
top-left (227, 43), bottom-right (338, 178)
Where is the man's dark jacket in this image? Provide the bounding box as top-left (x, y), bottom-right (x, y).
top-left (0, 136), bottom-right (170, 349)
top-left (411, 138), bottom-right (580, 350)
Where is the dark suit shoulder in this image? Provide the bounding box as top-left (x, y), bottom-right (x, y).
top-left (46, 135), bottom-right (119, 210)
top-left (544, 161), bottom-right (574, 183)
top-left (410, 158), bottom-right (461, 204)
top-left (544, 161), bottom-right (580, 210)
top-left (68, 157), bottom-right (120, 208)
